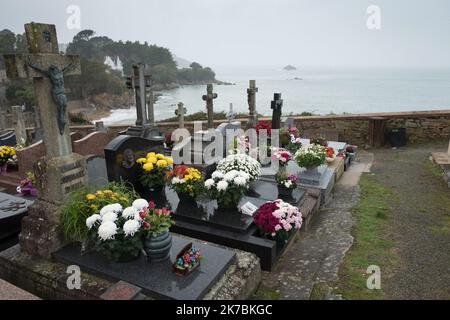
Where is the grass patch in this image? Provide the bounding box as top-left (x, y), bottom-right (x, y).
top-left (309, 282), bottom-right (329, 300)
top-left (334, 173), bottom-right (399, 300)
top-left (252, 284), bottom-right (280, 300)
top-left (423, 161), bottom-right (444, 178)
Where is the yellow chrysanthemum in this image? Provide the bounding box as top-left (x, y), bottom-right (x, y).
top-left (95, 190), bottom-right (104, 197)
top-left (146, 152), bottom-right (156, 158)
top-left (143, 162), bottom-right (154, 171)
top-left (147, 156), bottom-right (157, 164)
top-left (156, 153), bottom-right (165, 160)
top-left (165, 157), bottom-right (174, 165)
top-left (86, 194), bottom-right (96, 201)
top-left (136, 158), bottom-right (147, 164)
top-left (156, 160), bottom-right (168, 168)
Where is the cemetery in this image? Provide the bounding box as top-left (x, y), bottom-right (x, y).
top-left (0, 21), bottom-right (448, 301)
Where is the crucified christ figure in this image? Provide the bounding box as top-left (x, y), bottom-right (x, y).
top-left (28, 61), bottom-right (74, 135)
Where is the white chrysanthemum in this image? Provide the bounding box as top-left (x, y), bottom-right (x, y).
top-left (237, 171), bottom-right (250, 180)
top-left (132, 199), bottom-right (149, 210)
top-left (134, 212), bottom-right (142, 222)
top-left (223, 170), bottom-right (239, 181)
top-left (100, 203), bottom-right (123, 216)
top-left (217, 180), bottom-right (229, 191)
top-left (123, 219), bottom-right (140, 237)
top-left (234, 176), bottom-right (247, 186)
top-left (212, 171), bottom-right (224, 180)
top-left (102, 211), bottom-right (118, 222)
top-left (205, 179), bottom-right (215, 190)
top-left (86, 214), bottom-right (101, 229)
top-left (122, 207), bottom-right (138, 219)
top-left (98, 221), bottom-right (117, 241)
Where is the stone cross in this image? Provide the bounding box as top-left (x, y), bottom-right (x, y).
top-left (175, 102), bottom-right (187, 129)
top-left (0, 111), bottom-right (6, 129)
top-left (247, 80), bottom-right (258, 128)
top-left (226, 103), bottom-right (236, 122)
top-left (4, 23), bottom-right (81, 159)
top-left (3, 22), bottom-right (87, 258)
top-left (32, 105), bottom-right (43, 141)
top-left (12, 105), bottom-right (27, 145)
top-left (132, 63), bottom-right (150, 127)
top-left (202, 84), bottom-right (218, 129)
top-left (146, 74), bottom-right (154, 126)
top-left (271, 93), bottom-right (283, 129)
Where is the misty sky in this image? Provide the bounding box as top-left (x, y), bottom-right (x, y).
top-left (1, 0), bottom-right (449, 68)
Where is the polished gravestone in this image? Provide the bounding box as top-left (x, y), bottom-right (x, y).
top-left (86, 155), bottom-right (108, 188)
top-left (0, 193), bottom-right (34, 252)
top-left (147, 178), bottom-right (306, 271)
top-left (53, 235), bottom-right (235, 300)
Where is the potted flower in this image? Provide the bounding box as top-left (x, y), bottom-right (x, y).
top-left (310, 136), bottom-right (328, 147)
top-left (136, 152), bottom-right (174, 192)
top-left (325, 146), bottom-right (336, 163)
top-left (205, 170), bottom-right (251, 209)
top-left (86, 203), bottom-right (143, 263)
top-left (216, 153), bottom-right (261, 183)
top-left (17, 172), bottom-right (38, 197)
top-left (272, 147), bottom-right (292, 168)
top-left (137, 199), bottom-right (175, 262)
top-left (166, 165), bottom-right (204, 201)
top-left (0, 145), bottom-right (16, 174)
top-left (275, 171), bottom-right (298, 197)
top-left (294, 144), bottom-right (327, 178)
top-left (253, 199), bottom-right (302, 241)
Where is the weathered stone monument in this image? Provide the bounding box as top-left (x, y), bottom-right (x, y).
top-left (4, 23), bottom-right (87, 258)
top-left (175, 102), bottom-right (187, 129)
top-left (125, 63), bottom-right (162, 141)
top-left (31, 105), bottom-right (43, 142)
top-left (12, 106), bottom-right (27, 145)
top-left (246, 80), bottom-right (258, 129)
top-left (202, 84), bottom-right (217, 129)
top-left (0, 111), bottom-right (7, 130)
top-left (271, 93), bottom-right (283, 129)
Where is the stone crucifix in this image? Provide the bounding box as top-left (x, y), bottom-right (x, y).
top-left (175, 102), bottom-right (187, 129)
top-left (246, 80), bottom-right (258, 129)
top-left (271, 93), bottom-right (283, 130)
top-left (3, 23), bottom-right (81, 159)
top-left (202, 84), bottom-right (218, 129)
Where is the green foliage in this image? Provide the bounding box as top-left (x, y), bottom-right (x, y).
top-left (60, 181), bottom-right (139, 242)
top-left (177, 62), bottom-right (216, 83)
top-left (138, 166), bottom-right (168, 191)
top-left (69, 112), bottom-right (91, 125)
top-left (141, 207), bottom-right (174, 237)
top-left (5, 80), bottom-right (36, 107)
top-left (294, 144), bottom-right (326, 168)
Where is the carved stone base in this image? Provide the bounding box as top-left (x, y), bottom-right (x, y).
top-left (19, 200), bottom-right (65, 259)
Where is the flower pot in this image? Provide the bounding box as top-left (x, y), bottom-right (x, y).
top-left (277, 185), bottom-right (294, 198)
top-left (177, 192), bottom-right (196, 203)
top-left (144, 231), bottom-right (172, 262)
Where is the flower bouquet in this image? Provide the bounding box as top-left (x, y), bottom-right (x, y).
top-left (173, 243), bottom-right (202, 276)
top-left (294, 144), bottom-right (327, 169)
top-left (205, 170), bottom-right (251, 209)
top-left (17, 172), bottom-right (38, 197)
top-left (86, 202), bottom-right (144, 263)
top-left (136, 152), bottom-right (174, 192)
top-left (275, 171), bottom-right (298, 197)
top-left (253, 120), bottom-right (272, 137)
top-left (325, 146), bottom-right (336, 163)
top-left (166, 165), bottom-right (204, 200)
top-left (216, 153), bottom-right (261, 183)
top-left (0, 145), bottom-right (16, 173)
top-left (253, 199), bottom-right (302, 240)
top-left (272, 147), bottom-right (292, 167)
top-left (137, 199), bottom-right (175, 262)
top-left (310, 136), bottom-right (328, 147)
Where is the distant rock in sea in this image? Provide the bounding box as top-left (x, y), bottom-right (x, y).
top-left (284, 65), bottom-right (297, 71)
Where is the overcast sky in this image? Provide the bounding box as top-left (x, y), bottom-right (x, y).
top-left (1, 0), bottom-right (449, 68)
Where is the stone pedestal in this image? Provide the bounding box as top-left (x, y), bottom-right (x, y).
top-left (299, 166), bottom-right (323, 186)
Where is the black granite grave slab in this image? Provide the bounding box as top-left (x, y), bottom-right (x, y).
top-left (53, 235), bottom-right (236, 300)
top-left (86, 155), bottom-right (108, 188)
top-left (0, 193), bottom-right (33, 244)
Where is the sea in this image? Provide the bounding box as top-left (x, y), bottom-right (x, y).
top-left (99, 66), bottom-right (450, 125)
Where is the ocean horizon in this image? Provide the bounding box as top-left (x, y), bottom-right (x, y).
top-left (100, 66), bottom-right (450, 125)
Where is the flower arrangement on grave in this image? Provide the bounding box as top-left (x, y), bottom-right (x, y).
top-left (205, 170), bottom-right (252, 209)
top-left (86, 201), bottom-right (144, 263)
top-left (0, 145), bottom-right (16, 172)
top-left (216, 153), bottom-right (261, 183)
top-left (310, 136), bottom-right (328, 147)
top-left (253, 199), bottom-right (302, 239)
top-left (325, 146), bottom-right (336, 163)
top-left (60, 181), bottom-right (138, 242)
top-left (230, 135), bottom-right (251, 155)
top-left (136, 152), bottom-right (174, 192)
top-left (294, 144), bottom-right (327, 169)
top-left (173, 243), bottom-right (203, 276)
top-left (16, 172), bottom-right (38, 197)
top-left (253, 120), bottom-right (272, 137)
top-left (166, 165), bottom-right (204, 200)
top-left (137, 199), bottom-right (175, 262)
top-left (272, 147), bottom-right (292, 167)
top-left (275, 171), bottom-right (298, 197)
top-left (164, 132), bottom-right (175, 150)
top-left (281, 127), bottom-right (303, 154)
